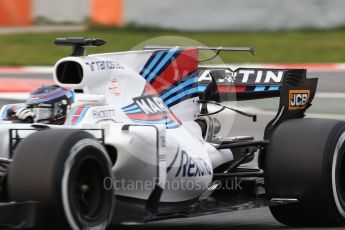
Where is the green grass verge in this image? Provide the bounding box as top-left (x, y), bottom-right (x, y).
top-left (0, 28), bottom-right (345, 65)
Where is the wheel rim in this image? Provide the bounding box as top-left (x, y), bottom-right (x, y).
top-left (69, 157), bottom-right (104, 221)
top-left (332, 132), bottom-right (345, 218)
top-left (337, 145), bottom-right (345, 206)
top-left (62, 140), bottom-right (114, 229)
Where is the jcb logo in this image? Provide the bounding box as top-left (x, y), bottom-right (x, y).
top-left (289, 90), bottom-right (310, 110)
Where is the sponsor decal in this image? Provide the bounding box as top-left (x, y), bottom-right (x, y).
top-left (122, 93), bottom-right (181, 129)
top-left (160, 135), bottom-right (167, 148)
top-left (108, 79), bottom-right (121, 96)
top-left (133, 95), bottom-right (169, 115)
top-left (92, 109), bottom-right (115, 119)
top-left (288, 90), bottom-right (310, 110)
top-left (85, 60), bottom-right (123, 72)
top-left (198, 68), bottom-right (284, 85)
top-left (168, 150), bottom-right (212, 177)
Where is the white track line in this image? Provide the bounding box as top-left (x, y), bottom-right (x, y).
top-left (0, 93), bottom-right (29, 100)
top-left (315, 92), bottom-right (345, 98)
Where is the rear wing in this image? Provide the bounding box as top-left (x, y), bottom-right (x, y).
top-left (144, 45), bottom-right (254, 63)
top-left (144, 45), bottom-right (254, 54)
top-left (197, 67), bottom-right (318, 139)
top-left (198, 67), bottom-right (316, 101)
top-left (198, 67), bottom-right (285, 101)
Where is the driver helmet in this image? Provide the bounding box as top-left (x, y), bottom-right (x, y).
top-left (26, 85), bottom-right (74, 124)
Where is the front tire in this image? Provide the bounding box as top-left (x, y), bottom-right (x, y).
top-left (7, 129), bottom-right (115, 229)
top-left (265, 118), bottom-right (345, 226)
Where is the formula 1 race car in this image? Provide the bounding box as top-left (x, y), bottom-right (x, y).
top-left (0, 37), bottom-right (344, 229)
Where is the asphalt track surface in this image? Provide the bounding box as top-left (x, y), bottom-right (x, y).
top-left (1, 70), bottom-right (345, 229)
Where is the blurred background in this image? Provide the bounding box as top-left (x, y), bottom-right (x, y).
top-left (0, 0), bottom-right (345, 65)
top-left (3, 0), bottom-right (345, 30)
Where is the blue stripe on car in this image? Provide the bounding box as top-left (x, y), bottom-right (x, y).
top-left (146, 47), bottom-right (179, 83)
top-left (141, 51), bottom-right (165, 79)
top-left (161, 77), bottom-right (198, 100)
top-left (122, 104), bottom-right (139, 112)
top-left (165, 87), bottom-right (199, 106)
top-left (269, 86), bottom-right (280, 91)
top-left (254, 86), bottom-right (266, 92)
top-left (124, 108), bottom-right (142, 114)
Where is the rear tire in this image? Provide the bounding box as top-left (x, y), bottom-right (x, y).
top-left (7, 129), bottom-right (115, 229)
top-left (265, 118), bottom-right (345, 226)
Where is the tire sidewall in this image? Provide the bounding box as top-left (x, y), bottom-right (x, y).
top-left (264, 119), bottom-right (345, 226)
top-left (7, 129), bottom-right (115, 229)
top-left (329, 128), bottom-right (345, 223)
top-left (61, 138), bottom-right (114, 230)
